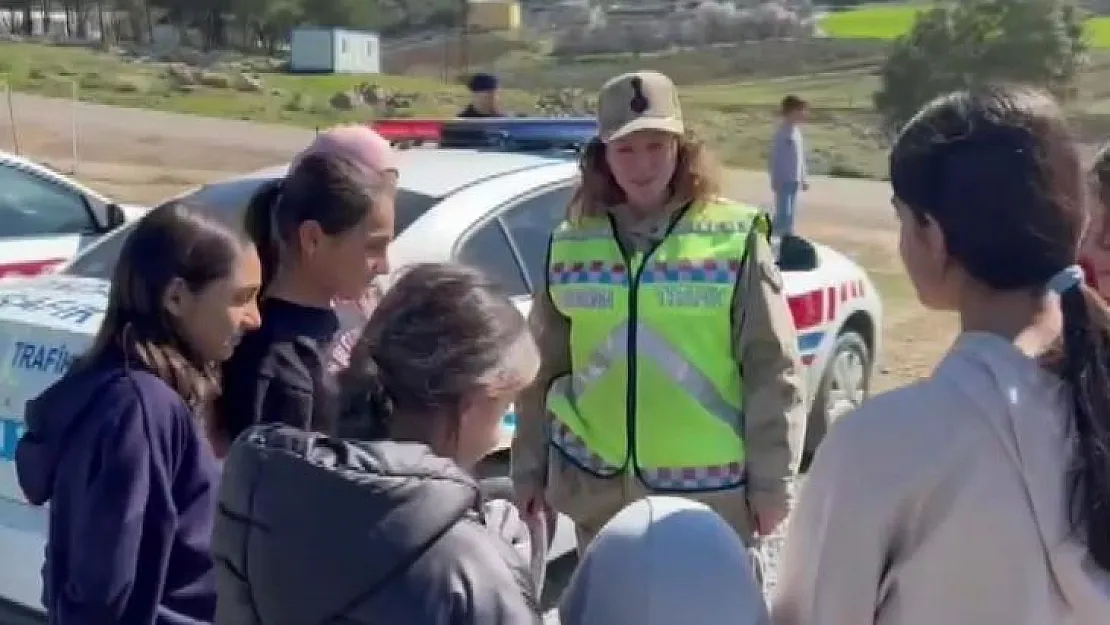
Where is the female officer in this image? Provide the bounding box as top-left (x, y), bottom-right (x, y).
top-left (511, 70), bottom-right (806, 552)
top-left (773, 86), bottom-right (1110, 624)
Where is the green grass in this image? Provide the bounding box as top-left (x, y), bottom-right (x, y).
top-left (822, 3), bottom-right (1110, 48)
top-left (0, 42), bottom-right (545, 124)
top-left (821, 4), bottom-right (926, 40)
top-left (685, 71), bottom-right (879, 110)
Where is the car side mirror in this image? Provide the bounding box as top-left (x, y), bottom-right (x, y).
top-left (105, 203), bottom-right (127, 230)
top-left (777, 234), bottom-right (819, 272)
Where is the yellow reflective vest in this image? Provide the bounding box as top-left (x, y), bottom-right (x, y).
top-left (545, 200), bottom-right (768, 491)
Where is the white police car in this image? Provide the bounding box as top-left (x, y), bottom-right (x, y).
top-left (0, 119), bottom-right (882, 618)
top-left (0, 151), bottom-right (144, 282)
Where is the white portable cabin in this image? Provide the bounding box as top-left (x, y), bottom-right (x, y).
top-left (289, 27), bottom-right (382, 74)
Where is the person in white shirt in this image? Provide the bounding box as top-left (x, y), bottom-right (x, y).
top-left (773, 84), bottom-right (1110, 625)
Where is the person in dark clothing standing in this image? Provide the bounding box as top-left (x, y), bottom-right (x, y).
top-left (459, 72), bottom-right (505, 118)
top-left (213, 263), bottom-right (544, 625)
top-left (215, 125), bottom-right (397, 451)
top-left (15, 203), bottom-right (263, 625)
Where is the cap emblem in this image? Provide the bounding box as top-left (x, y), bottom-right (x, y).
top-left (629, 76), bottom-right (649, 114)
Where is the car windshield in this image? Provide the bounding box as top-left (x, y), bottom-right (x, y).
top-left (64, 177), bottom-right (439, 280)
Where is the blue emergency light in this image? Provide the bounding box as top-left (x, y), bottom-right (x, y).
top-left (371, 117), bottom-right (598, 154)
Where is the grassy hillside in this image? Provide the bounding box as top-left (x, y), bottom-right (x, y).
top-left (10, 37), bottom-right (1110, 179)
top-left (821, 4), bottom-right (925, 40)
top-left (821, 2), bottom-right (1110, 47)
top-left (0, 41), bottom-right (890, 178)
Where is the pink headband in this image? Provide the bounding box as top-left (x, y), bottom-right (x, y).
top-left (292, 125), bottom-right (398, 184)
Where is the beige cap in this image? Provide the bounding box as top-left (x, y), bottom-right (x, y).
top-left (597, 70), bottom-right (685, 142)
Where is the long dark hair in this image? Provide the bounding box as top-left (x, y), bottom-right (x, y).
top-left (77, 202), bottom-right (250, 412)
top-left (244, 152), bottom-right (380, 290)
top-left (890, 84), bottom-right (1110, 569)
top-left (337, 263), bottom-right (537, 441)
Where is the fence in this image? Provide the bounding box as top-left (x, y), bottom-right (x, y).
top-left (0, 77), bottom-right (81, 175)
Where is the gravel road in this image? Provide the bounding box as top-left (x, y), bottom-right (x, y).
top-left (1, 93), bottom-right (900, 230)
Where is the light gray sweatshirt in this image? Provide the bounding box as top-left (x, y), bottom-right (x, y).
top-left (769, 123), bottom-right (806, 188)
top-left (773, 333), bottom-right (1110, 625)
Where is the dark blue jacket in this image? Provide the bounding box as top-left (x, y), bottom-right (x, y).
top-left (15, 353), bottom-right (218, 625)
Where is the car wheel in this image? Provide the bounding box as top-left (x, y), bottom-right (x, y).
top-left (802, 330), bottom-right (871, 469)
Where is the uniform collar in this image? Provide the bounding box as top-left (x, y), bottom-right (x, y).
top-left (607, 193), bottom-right (692, 234)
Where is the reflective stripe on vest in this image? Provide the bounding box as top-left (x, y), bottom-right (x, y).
top-left (544, 200), bottom-right (766, 492)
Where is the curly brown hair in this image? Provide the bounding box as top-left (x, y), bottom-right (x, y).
top-left (566, 131), bottom-right (723, 222)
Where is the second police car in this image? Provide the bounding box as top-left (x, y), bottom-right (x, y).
top-left (0, 150), bottom-right (145, 280)
top-left (0, 118), bottom-right (882, 618)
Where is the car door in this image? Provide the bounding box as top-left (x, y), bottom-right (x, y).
top-left (454, 183), bottom-right (575, 304)
top-left (0, 162), bottom-right (101, 278)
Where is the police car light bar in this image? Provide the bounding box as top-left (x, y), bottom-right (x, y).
top-left (370, 119), bottom-right (444, 144)
top-left (370, 117), bottom-right (599, 153)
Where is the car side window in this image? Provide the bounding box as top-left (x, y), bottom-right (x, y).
top-left (456, 219), bottom-right (530, 297)
top-left (0, 164), bottom-right (95, 237)
top-left (499, 185), bottom-right (574, 290)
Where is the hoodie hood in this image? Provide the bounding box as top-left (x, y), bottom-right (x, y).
top-left (941, 332), bottom-right (1110, 621)
top-left (15, 357), bottom-right (121, 505)
top-left (212, 424), bottom-right (482, 625)
top-left (558, 496), bottom-right (769, 625)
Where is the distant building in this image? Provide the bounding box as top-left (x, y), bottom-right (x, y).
top-left (527, 0), bottom-right (599, 30)
top-left (467, 0), bottom-right (522, 32)
top-left (289, 27), bottom-right (381, 74)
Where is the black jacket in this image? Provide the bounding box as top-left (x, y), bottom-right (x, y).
top-left (218, 298), bottom-right (340, 440)
top-left (211, 425), bottom-right (542, 625)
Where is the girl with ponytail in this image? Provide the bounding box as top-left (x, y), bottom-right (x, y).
top-left (773, 86), bottom-right (1110, 625)
top-left (215, 125), bottom-right (398, 447)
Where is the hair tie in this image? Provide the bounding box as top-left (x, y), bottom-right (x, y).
top-left (1047, 264), bottom-right (1085, 294)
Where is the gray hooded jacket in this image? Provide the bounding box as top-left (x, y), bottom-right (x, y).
top-left (211, 424), bottom-right (542, 625)
top-left (559, 495), bottom-right (769, 625)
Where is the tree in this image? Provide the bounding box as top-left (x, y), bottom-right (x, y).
top-left (873, 0), bottom-right (1087, 133)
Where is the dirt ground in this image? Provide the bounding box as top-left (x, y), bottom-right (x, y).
top-left (1, 93), bottom-right (959, 389)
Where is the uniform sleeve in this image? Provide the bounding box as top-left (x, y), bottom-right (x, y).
top-left (60, 391), bottom-right (163, 623)
top-left (510, 264), bottom-right (571, 493)
top-left (733, 226), bottom-right (806, 513)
